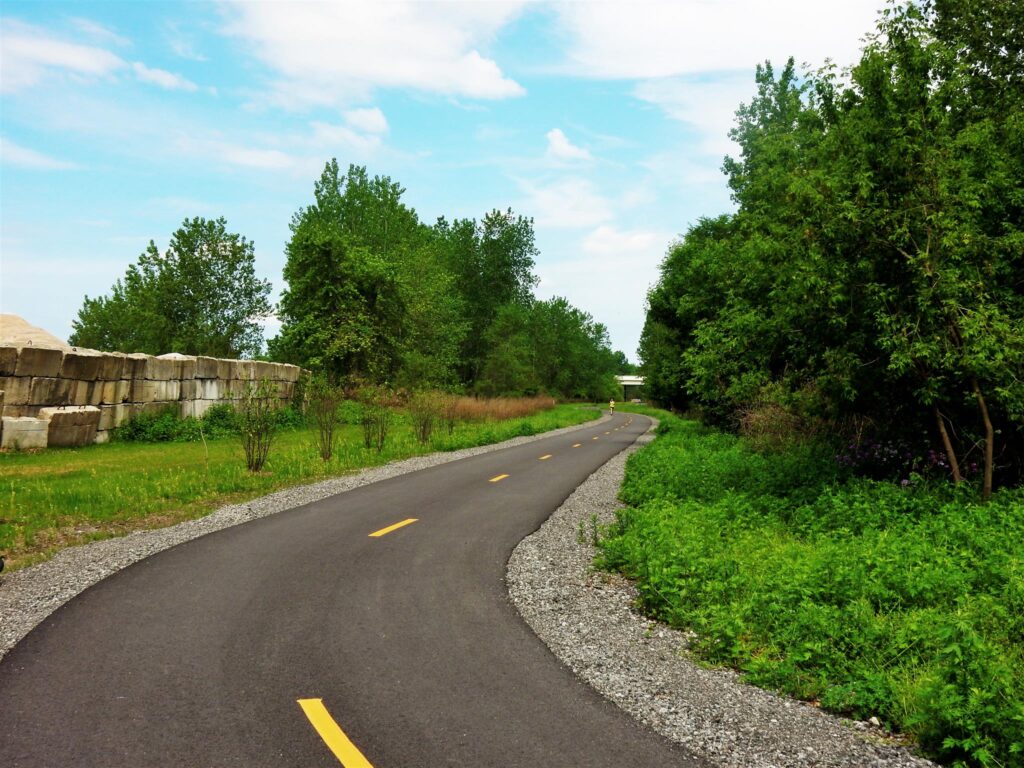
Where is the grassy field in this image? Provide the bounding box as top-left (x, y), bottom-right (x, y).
top-left (0, 403), bottom-right (596, 570)
top-left (602, 406), bottom-right (1024, 768)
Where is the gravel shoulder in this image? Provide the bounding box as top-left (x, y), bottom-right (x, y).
top-left (506, 420), bottom-right (937, 768)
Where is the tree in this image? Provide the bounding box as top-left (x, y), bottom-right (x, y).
top-left (70, 217), bottom-right (271, 357)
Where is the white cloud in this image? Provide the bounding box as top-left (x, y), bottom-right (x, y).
top-left (537, 225), bottom-right (671, 357)
top-left (545, 128), bottom-right (593, 163)
top-left (221, 145), bottom-right (293, 170)
top-left (634, 72), bottom-right (757, 156)
top-left (69, 17), bottom-right (131, 47)
top-left (0, 19), bottom-right (124, 92)
top-left (0, 137), bottom-right (80, 170)
top-left (582, 224), bottom-right (660, 256)
top-left (343, 107), bottom-right (388, 135)
top-left (518, 177), bottom-right (614, 229)
top-left (310, 121), bottom-right (384, 154)
top-left (219, 1), bottom-right (527, 108)
top-left (131, 62), bottom-right (199, 92)
top-left (553, 0), bottom-right (884, 79)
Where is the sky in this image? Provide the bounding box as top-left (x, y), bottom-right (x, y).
top-left (1, 0), bottom-right (886, 361)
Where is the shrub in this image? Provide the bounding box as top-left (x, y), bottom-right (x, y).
top-left (308, 378), bottom-right (344, 461)
top-left (238, 379), bottom-right (277, 472)
top-left (599, 409), bottom-right (1024, 767)
top-left (408, 391), bottom-right (440, 445)
top-left (358, 385), bottom-right (392, 453)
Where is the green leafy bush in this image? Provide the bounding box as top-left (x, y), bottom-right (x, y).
top-left (600, 410), bottom-right (1024, 767)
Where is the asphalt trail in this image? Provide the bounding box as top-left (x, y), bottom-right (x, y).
top-left (0, 413), bottom-right (705, 767)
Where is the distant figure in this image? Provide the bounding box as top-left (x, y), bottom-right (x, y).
top-left (609, 399), bottom-right (615, 414)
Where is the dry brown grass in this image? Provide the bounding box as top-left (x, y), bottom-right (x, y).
top-left (450, 395), bottom-right (557, 422)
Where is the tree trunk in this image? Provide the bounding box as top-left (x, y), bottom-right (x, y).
top-left (971, 379), bottom-right (994, 501)
top-left (934, 406), bottom-right (962, 483)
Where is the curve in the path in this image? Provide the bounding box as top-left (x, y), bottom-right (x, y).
top-left (0, 413), bottom-right (705, 768)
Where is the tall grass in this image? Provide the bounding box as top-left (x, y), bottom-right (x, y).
top-left (0, 402), bottom-right (592, 569)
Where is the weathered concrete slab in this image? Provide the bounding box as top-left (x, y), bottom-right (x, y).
top-left (195, 356), bottom-right (219, 379)
top-left (0, 347), bottom-right (17, 376)
top-left (1, 416), bottom-right (50, 450)
top-left (0, 376), bottom-right (31, 405)
top-left (97, 353), bottom-right (126, 381)
top-left (70, 380), bottom-right (104, 407)
top-left (157, 353), bottom-right (197, 380)
top-left (98, 403), bottom-right (127, 431)
top-left (15, 347), bottom-right (64, 378)
top-left (94, 430), bottom-right (110, 444)
top-left (100, 379), bottom-right (129, 405)
top-left (180, 398), bottom-right (223, 419)
top-left (60, 350), bottom-right (104, 381)
top-left (29, 377), bottom-right (72, 405)
top-left (143, 356), bottom-right (178, 380)
top-left (2, 404), bottom-right (44, 418)
top-left (123, 353), bottom-right (149, 379)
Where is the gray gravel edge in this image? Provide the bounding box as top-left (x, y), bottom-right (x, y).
top-left (506, 420), bottom-right (937, 768)
top-left (0, 414), bottom-right (608, 661)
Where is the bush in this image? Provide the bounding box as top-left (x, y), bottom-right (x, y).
top-left (238, 379), bottom-right (277, 472)
top-left (308, 378), bottom-right (344, 461)
top-left (358, 385), bottom-right (392, 453)
top-left (600, 410), bottom-right (1024, 767)
top-left (408, 391), bottom-right (440, 445)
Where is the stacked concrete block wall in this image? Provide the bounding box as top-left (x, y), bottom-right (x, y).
top-left (0, 346), bottom-right (301, 449)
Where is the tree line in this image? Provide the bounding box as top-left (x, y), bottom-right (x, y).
top-left (70, 162), bottom-right (625, 401)
top-left (639, 0), bottom-right (1023, 495)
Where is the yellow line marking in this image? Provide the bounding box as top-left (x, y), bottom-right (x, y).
top-left (604, 431), bottom-right (611, 435)
top-left (368, 518), bottom-right (418, 537)
top-left (572, 443), bottom-right (582, 448)
top-left (490, 474), bottom-right (510, 483)
top-left (298, 698), bottom-right (374, 768)
top-left (538, 454), bottom-right (552, 461)
top-left (592, 436), bottom-right (599, 440)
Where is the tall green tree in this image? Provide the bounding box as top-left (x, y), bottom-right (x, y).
top-left (70, 217), bottom-right (271, 357)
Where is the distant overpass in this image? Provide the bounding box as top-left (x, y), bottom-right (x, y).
top-left (614, 375), bottom-right (645, 400)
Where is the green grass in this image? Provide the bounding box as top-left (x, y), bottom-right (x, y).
top-left (601, 407), bottom-right (1024, 768)
top-left (0, 404), bottom-right (596, 569)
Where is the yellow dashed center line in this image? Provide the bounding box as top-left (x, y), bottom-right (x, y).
top-left (592, 436), bottom-right (599, 440)
top-left (368, 518), bottom-right (418, 538)
top-left (489, 473), bottom-right (510, 483)
top-left (538, 454), bottom-right (552, 461)
top-left (298, 699), bottom-right (374, 767)
top-left (572, 443), bottom-right (582, 448)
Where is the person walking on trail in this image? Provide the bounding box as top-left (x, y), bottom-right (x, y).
top-left (609, 399), bottom-right (615, 414)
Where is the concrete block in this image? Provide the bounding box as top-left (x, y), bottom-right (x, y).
top-left (156, 353), bottom-right (197, 380)
top-left (99, 404), bottom-right (127, 431)
top-left (99, 379), bottom-right (129, 405)
top-left (2, 404), bottom-right (43, 418)
top-left (29, 377), bottom-right (71, 405)
top-left (94, 430), bottom-right (110, 444)
top-left (123, 353), bottom-right (149, 379)
top-left (97, 353), bottom-right (126, 381)
top-left (179, 380), bottom-right (197, 399)
top-left (194, 379), bottom-right (221, 400)
top-left (40, 405), bottom-right (101, 426)
top-left (70, 380), bottom-right (104, 407)
top-left (253, 361), bottom-right (274, 382)
top-left (137, 401), bottom-right (175, 417)
top-left (144, 356), bottom-right (178, 380)
top-left (195, 356), bottom-right (219, 379)
top-left (1, 417), bottom-right (49, 449)
top-left (0, 376), bottom-right (31, 405)
top-left (136, 379), bottom-right (180, 402)
top-left (0, 346), bottom-right (17, 376)
top-left (60, 350), bottom-right (103, 381)
top-left (15, 347), bottom-right (64, 377)
top-left (48, 423), bottom-right (98, 447)
top-left (181, 399), bottom-right (222, 419)
top-left (216, 358), bottom-right (232, 380)
top-left (278, 381), bottom-right (294, 400)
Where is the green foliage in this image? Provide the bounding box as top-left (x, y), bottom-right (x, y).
top-left (308, 377), bottom-right (344, 461)
top-left (407, 391), bottom-right (440, 445)
top-left (115, 403), bottom-right (239, 442)
top-left (238, 380), bottom-right (278, 472)
top-left (70, 217), bottom-right (272, 357)
top-left (639, 1), bottom-right (1024, 489)
top-left (600, 410), bottom-right (1024, 766)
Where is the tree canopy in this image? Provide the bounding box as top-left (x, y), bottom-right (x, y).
top-left (70, 217), bottom-right (272, 358)
top-left (640, 0), bottom-right (1023, 493)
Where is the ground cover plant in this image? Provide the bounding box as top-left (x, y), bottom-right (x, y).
top-left (0, 401), bottom-right (592, 570)
top-left (600, 407), bottom-right (1024, 767)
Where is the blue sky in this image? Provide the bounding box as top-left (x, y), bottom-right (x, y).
top-left (1, 1), bottom-right (885, 360)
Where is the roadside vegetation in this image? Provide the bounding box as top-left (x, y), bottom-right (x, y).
top-left (601, 407), bottom-right (1024, 768)
top-left (626, 3), bottom-right (1022, 766)
top-left (0, 398), bottom-right (593, 570)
